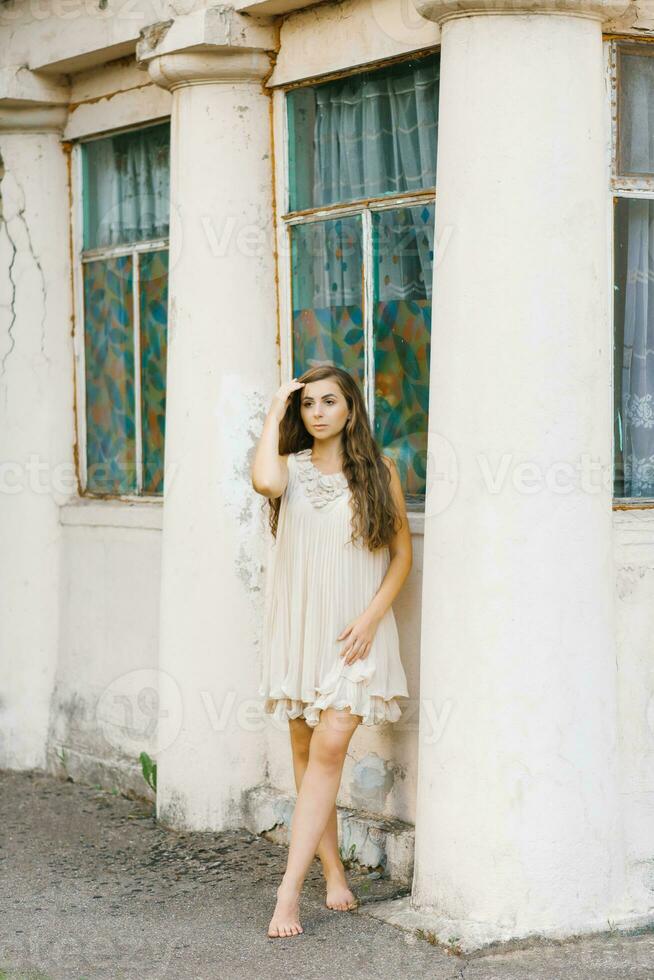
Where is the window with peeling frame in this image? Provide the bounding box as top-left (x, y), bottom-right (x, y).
top-left (282, 52), bottom-right (439, 510)
top-left (76, 120), bottom-right (170, 497)
top-left (612, 41), bottom-right (654, 501)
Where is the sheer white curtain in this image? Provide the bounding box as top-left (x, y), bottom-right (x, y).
top-left (618, 55), bottom-right (654, 495)
top-left (621, 198), bottom-right (654, 496)
top-left (375, 205), bottom-right (434, 303)
top-left (84, 124), bottom-right (170, 250)
top-left (620, 54), bottom-right (654, 174)
top-left (304, 60), bottom-right (438, 308)
top-left (313, 61), bottom-right (438, 204)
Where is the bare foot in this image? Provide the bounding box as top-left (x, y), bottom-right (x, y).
top-left (267, 882), bottom-right (304, 937)
top-left (325, 869), bottom-right (358, 911)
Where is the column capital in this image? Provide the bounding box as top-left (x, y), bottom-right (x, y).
top-left (0, 67), bottom-right (69, 133)
top-left (136, 6), bottom-right (277, 89)
top-left (144, 49), bottom-right (273, 91)
top-left (414, 0), bottom-right (630, 25)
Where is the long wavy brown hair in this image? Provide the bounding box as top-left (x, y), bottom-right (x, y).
top-left (264, 364), bottom-right (402, 550)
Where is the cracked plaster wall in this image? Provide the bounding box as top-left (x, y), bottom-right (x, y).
top-left (0, 131), bottom-right (76, 768)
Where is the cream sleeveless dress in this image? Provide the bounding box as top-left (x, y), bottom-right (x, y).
top-left (259, 448), bottom-right (409, 727)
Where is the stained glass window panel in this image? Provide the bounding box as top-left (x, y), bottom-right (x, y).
top-left (83, 255), bottom-right (136, 494)
top-left (291, 216), bottom-right (365, 388)
top-left (373, 204), bottom-right (434, 497)
top-left (139, 249), bottom-right (168, 495)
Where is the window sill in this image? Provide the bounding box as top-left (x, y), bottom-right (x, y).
top-left (612, 498), bottom-right (654, 511)
top-left (407, 511), bottom-right (425, 536)
top-left (59, 497), bottom-right (163, 530)
top-left (613, 506), bottom-right (654, 560)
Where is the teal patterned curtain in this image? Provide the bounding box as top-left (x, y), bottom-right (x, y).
top-left (83, 255), bottom-right (136, 494)
top-left (291, 216), bottom-right (365, 389)
top-left (372, 203), bottom-right (433, 496)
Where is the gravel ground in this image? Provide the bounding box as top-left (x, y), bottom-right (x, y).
top-left (1, 769), bottom-right (653, 980)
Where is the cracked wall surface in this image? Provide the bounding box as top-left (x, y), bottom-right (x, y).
top-left (0, 153), bottom-right (49, 383)
top-left (0, 129), bottom-right (76, 769)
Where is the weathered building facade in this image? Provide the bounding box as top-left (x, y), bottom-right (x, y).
top-left (1, 0), bottom-right (654, 950)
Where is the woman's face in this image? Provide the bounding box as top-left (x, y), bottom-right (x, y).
top-left (299, 378), bottom-right (349, 440)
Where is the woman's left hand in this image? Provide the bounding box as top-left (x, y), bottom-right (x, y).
top-left (337, 610), bottom-right (382, 666)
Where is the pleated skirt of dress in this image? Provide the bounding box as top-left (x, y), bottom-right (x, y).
top-left (258, 449), bottom-right (409, 728)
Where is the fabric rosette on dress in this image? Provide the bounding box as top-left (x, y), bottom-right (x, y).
top-left (294, 448), bottom-right (349, 508)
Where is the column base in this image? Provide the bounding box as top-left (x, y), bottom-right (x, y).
top-left (364, 895), bottom-right (654, 955)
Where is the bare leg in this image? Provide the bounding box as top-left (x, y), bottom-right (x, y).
top-left (288, 717), bottom-right (357, 911)
top-left (267, 707), bottom-right (361, 937)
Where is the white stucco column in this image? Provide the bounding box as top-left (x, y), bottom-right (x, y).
top-left (0, 96), bottom-right (75, 768)
top-left (411, 0), bottom-right (633, 946)
top-left (142, 43), bottom-right (279, 829)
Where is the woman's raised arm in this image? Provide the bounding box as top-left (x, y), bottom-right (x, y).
top-left (251, 379), bottom-right (305, 498)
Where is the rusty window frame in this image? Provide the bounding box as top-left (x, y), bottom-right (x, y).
top-left (71, 119), bottom-right (170, 500)
top-left (275, 54), bottom-right (438, 508)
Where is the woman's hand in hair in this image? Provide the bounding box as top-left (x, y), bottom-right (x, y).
top-left (270, 378), bottom-right (305, 422)
top-left (337, 610), bottom-right (381, 666)
top-left (252, 378), bottom-right (305, 498)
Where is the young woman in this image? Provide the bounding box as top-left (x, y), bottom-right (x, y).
top-left (251, 364), bottom-right (412, 939)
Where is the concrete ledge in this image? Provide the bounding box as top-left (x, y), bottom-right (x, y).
top-left (59, 498), bottom-right (163, 530)
top-left (45, 743), bottom-right (155, 803)
top-left (233, 0), bottom-right (327, 15)
top-left (242, 783), bottom-right (415, 884)
top-left (135, 6), bottom-right (278, 67)
top-left (0, 67), bottom-right (70, 106)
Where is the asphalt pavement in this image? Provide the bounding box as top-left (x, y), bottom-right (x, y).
top-left (1, 769), bottom-right (653, 980)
